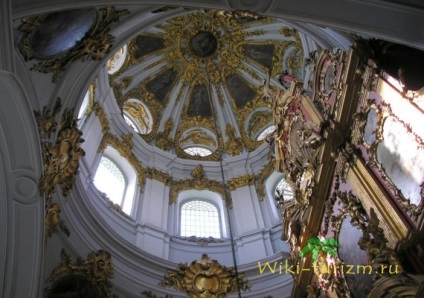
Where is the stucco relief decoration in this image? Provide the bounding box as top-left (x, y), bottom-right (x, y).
top-left (45, 203), bottom-right (70, 239)
top-left (120, 88), bottom-right (162, 143)
top-left (45, 249), bottom-right (118, 298)
top-left (174, 116), bottom-right (222, 161)
top-left (123, 99), bottom-right (154, 134)
top-left (169, 165), bottom-right (232, 207)
top-left (256, 158), bottom-right (275, 200)
top-left (178, 236), bottom-right (225, 246)
top-left (38, 105), bottom-right (85, 202)
top-left (18, 7), bottom-right (129, 82)
top-left (158, 254), bottom-right (250, 298)
top-left (225, 124), bottom-right (244, 156)
top-left (155, 118), bottom-right (175, 151)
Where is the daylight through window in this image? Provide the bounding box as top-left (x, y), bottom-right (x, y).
top-left (180, 200), bottom-right (221, 238)
top-left (183, 146), bottom-right (213, 157)
top-left (94, 157), bottom-right (126, 205)
top-left (275, 178), bottom-right (294, 201)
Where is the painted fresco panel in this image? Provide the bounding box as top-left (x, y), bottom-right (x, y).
top-left (225, 74), bottom-right (256, 108)
top-left (187, 84), bottom-right (212, 116)
top-left (243, 44), bottom-right (274, 69)
top-left (29, 9), bottom-right (97, 59)
top-left (338, 216), bottom-right (373, 298)
top-left (146, 69), bottom-right (177, 103)
top-left (133, 35), bottom-right (165, 59)
top-left (364, 108), bottom-right (378, 145)
top-left (377, 116), bottom-right (424, 205)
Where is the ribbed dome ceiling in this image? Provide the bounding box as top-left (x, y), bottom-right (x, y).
top-left (107, 10), bottom-right (305, 161)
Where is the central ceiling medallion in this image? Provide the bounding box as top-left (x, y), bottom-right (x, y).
top-left (190, 31), bottom-right (218, 57)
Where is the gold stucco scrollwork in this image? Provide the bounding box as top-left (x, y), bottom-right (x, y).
top-left (155, 118), bottom-right (174, 151)
top-left (225, 124), bottom-right (243, 156)
top-left (174, 116), bottom-right (221, 161)
top-left (159, 254), bottom-right (250, 298)
top-left (227, 174), bottom-right (255, 191)
top-left (38, 105), bottom-right (85, 201)
top-left (169, 165), bottom-right (232, 207)
top-left (45, 249), bottom-right (118, 298)
top-left (93, 102), bottom-right (110, 134)
top-left (45, 203), bottom-right (70, 239)
top-left (255, 159), bottom-right (275, 201)
top-left (19, 7), bottom-right (129, 82)
top-left (146, 168), bottom-right (172, 185)
top-left (34, 97), bottom-right (62, 138)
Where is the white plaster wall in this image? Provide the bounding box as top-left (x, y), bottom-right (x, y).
top-left (0, 71), bottom-right (44, 298)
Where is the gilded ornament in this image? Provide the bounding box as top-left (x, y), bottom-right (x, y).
top-left (107, 11), bottom-right (305, 160)
top-left (174, 116), bottom-right (222, 161)
top-left (248, 110), bottom-right (272, 138)
top-left (225, 124), bottom-right (243, 156)
top-left (146, 168), bottom-right (172, 185)
top-left (120, 87), bottom-right (162, 143)
top-left (45, 248), bottom-right (118, 298)
top-left (227, 174), bottom-right (255, 191)
top-left (39, 108), bottom-right (85, 201)
top-left (158, 254), bottom-right (250, 297)
top-left (255, 159), bottom-right (275, 200)
top-left (179, 129), bottom-right (217, 148)
top-left (45, 203), bottom-right (70, 239)
top-left (330, 191), bottom-right (367, 237)
top-left (34, 97), bottom-right (62, 138)
top-left (123, 100), bottom-right (153, 134)
top-left (155, 118), bottom-right (174, 151)
top-left (332, 142), bottom-right (357, 183)
top-left (93, 101), bottom-right (110, 134)
top-left (169, 165), bottom-right (232, 207)
top-left (18, 7), bottom-right (129, 82)
top-left (178, 235), bottom-right (225, 246)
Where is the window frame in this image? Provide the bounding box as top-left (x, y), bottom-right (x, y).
top-left (176, 190), bottom-right (228, 239)
top-left (179, 199), bottom-right (222, 238)
top-left (93, 146), bottom-right (138, 216)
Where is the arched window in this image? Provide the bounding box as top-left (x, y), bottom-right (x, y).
top-left (256, 125), bottom-right (275, 141)
top-left (94, 157), bottom-right (126, 205)
top-left (180, 200), bottom-right (221, 238)
top-left (275, 178), bottom-right (294, 201)
top-left (183, 146), bottom-right (213, 157)
top-left (123, 114), bottom-right (140, 133)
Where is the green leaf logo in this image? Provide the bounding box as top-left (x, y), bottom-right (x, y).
top-left (300, 237), bottom-right (339, 262)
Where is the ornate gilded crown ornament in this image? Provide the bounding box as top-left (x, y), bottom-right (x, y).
top-left (159, 254), bottom-right (250, 298)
